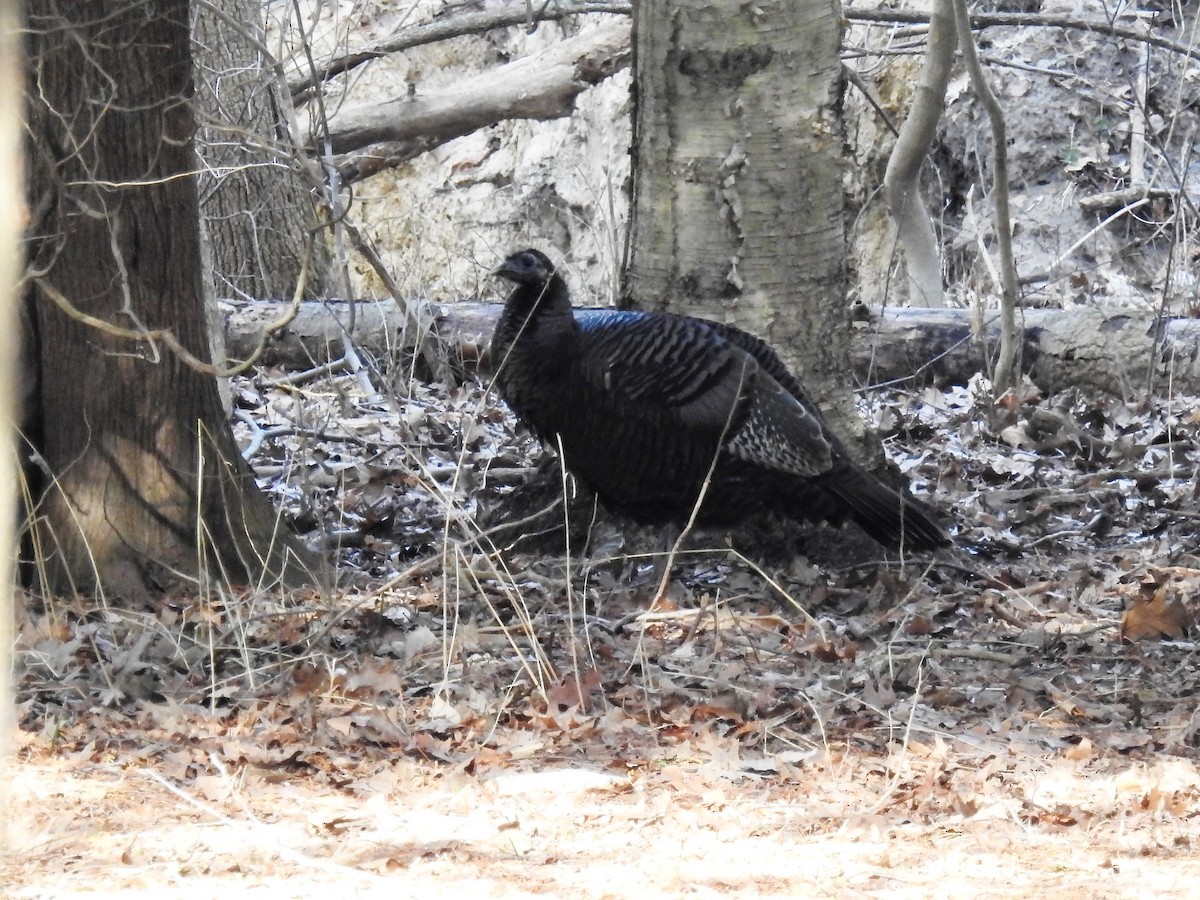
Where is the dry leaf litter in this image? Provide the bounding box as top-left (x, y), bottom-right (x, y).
top-left (13, 365), bottom-right (1200, 895)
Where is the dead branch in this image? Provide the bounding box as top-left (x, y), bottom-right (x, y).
top-left (307, 20), bottom-right (631, 171)
top-left (883, 0), bottom-right (954, 308)
top-left (295, 2), bottom-right (1200, 104)
top-left (845, 8), bottom-right (1200, 65)
top-left (307, 6), bottom-right (1198, 185)
top-left (288, 1), bottom-right (633, 100)
top-left (1078, 187), bottom-right (1174, 213)
top-left (953, 0), bottom-right (1020, 400)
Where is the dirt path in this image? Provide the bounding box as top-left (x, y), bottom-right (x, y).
top-left (11, 727), bottom-right (1200, 898)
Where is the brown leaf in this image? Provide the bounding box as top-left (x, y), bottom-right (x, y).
top-left (812, 638), bottom-right (858, 662)
top-left (1061, 737), bottom-right (1095, 762)
top-left (904, 615), bottom-right (934, 636)
top-left (545, 668), bottom-right (602, 713)
top-left (1120, 590), bottom-right (1193, 642)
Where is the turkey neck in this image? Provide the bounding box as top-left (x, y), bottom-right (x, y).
top-left (496, 273), bottom-right (578, 375)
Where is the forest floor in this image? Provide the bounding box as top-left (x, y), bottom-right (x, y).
top-left (15, 2), bottom-right (1200, 893)
top-left (10, 373), bottom-right (1200, 898)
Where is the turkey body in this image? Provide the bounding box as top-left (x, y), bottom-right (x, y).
top-left (491, 249), bottom-right (948, 552)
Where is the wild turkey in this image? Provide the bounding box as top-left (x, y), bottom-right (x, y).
top-left (490, 248), bottom-right (948, 552)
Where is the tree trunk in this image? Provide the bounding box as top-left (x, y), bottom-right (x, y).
top-left (626, 0), bottom-right (861, 440)
top-left (0, 1), bottom-right (23, 744)
top-left (192, 0), bottom-right (330, 300)
top-left (24, 0), bottom-right (314, 601)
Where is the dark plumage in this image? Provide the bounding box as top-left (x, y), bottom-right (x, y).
top-left (490, 248), bottom-right (949, 552)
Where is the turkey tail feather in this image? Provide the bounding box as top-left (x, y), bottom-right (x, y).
top-left (820, 468), bottom-right (948, 552)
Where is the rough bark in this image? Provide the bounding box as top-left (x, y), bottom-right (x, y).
top-left (24, 0), bottom-right (315, 601)
top-left (226, 301), bottom-right (1199, 398)
top-left (193, 0), bottom-right (330, 300)
top-left (626, 0), bottom-right (861, 441)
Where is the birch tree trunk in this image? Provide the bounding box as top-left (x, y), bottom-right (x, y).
top-left (625, 0), bottom-right (860, 438)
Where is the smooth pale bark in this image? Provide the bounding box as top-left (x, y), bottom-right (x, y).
top-left (882, 0), bottom-right (954, 309)
top-left (625, 0), bottom-right (862, 440)
top-left (24, 1), bottom-right (315, 600)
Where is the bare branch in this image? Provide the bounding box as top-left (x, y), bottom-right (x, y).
top-left (288, 1), bottom-right (632, 100)
top-left (32, 243), bottom-right (310, 379)
top-left (953, 0), bottom-right (1021, 400)
top-left (845, 7), bottom-right (1200, 64)
top-left (338, 217), bottom-right (447, 381)
top-left (311, 20), bottom-right (631, 177)
top-left (300, 5), bottom-right (1200, 184)
top-left (294, 1), bottom-right (1200, 103)
top-left (883, 0), bottom-right (955, 308)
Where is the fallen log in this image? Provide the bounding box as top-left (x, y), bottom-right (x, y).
top-left (849, 306), bottom-right (1197, 396)
top-left (288, 2), bottom-right (633, 101)
top-left (223, 299), bottom-right (1200, 397)
top-left (307, 20), bottom-right (632, 183)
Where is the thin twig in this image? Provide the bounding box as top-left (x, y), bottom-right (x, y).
top-left (953, 0), bottom-right (1021, 398)
top-left (846, 8), bottom-right (1200, 65)
top-left (32, 241), bottom-right (310, 378)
